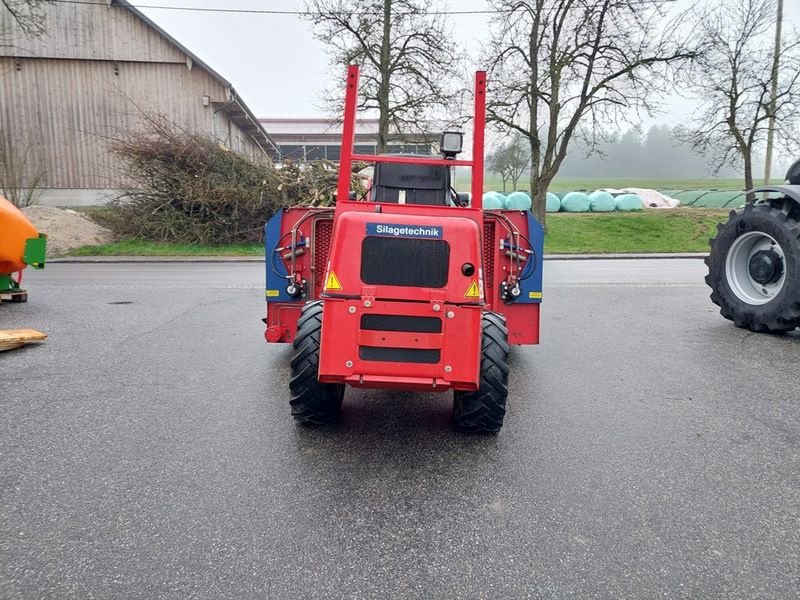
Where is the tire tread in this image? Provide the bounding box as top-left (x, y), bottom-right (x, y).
top-left (707, 198), bottom-right (800, 333)
top-left (453, 312), bottom-right (510, 433)
top-left (289, 301), bottom-right (344, 424)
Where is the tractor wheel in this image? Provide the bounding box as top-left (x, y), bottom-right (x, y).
top-left (706, 198), bottom-right (800, 333)
top-left (289, 301), bottom-right (345, 424)
top-left (11, 292), bottom-right (27, 303)
top-left (453, 311), bottom-right (509, 433)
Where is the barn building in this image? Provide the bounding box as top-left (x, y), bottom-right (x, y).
top-left (0, 0), bottom-right (276, 206)
top-left (260, 118), bottom-right (435, 163)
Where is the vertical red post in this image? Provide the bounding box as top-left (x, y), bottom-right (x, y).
top-left (337, 65), bottom-right (360, 205)
top-left (471, 71), bottom-right (487, 210)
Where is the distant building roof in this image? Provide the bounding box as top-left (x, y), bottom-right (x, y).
top-left (259, 118), bottom-right (435, 145)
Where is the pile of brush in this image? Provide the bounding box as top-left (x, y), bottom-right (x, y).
top-left (104, 115), bottom-right (365, 245)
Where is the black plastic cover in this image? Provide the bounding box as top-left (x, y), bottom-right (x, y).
top-left (359, 346), bottom-right (441, 364)
top-left (361, 237), bottom-right (450, 288)
top-left (361, 314), bottom-right (442, 333)
top-left (372, 160), bottom-right (450, 206)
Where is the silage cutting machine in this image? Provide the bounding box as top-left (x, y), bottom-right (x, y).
top-left (0, 196), bottom-right (46, 303)
top-left (263, 66), bottom-right (543, 432)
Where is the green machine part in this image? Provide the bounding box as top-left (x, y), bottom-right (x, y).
top-left (0, 234), bottom-right (46, 294)
top-left (0, 274), bottom-right (14, 293)
top-left (24, 234), bottom-right (47, 269)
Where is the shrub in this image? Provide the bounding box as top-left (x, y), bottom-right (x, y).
top-left (107, 115), bottom-right (364, 245)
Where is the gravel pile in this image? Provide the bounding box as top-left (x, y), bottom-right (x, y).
top-left (22, 206), bottom-right (115, 256)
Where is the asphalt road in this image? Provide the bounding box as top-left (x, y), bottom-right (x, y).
top-left (1, 260), bottom-right (799, 599)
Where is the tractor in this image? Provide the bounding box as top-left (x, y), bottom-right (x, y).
top-left (706, 159), bottom-right (800, 333)
top-left (263, 66), bottom-right (543, 432)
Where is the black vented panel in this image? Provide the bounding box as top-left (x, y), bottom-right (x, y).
top-left (483, 219), bottom-right (495, 292)
top-left (361, 314), bottom-right (442, 333)
top-left (312, 218), bottom-right (334, 296)
top-left (359, 346), bottom-right (441, 364)
top-left (361, 237), bottom-right (449, 288)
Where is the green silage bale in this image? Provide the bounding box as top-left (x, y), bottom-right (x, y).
top-left (614, 193), bottom-right (643, 211)
top-left (504, 191), bottom-right (532, 211)
top-left (588, 190), bottom-right (615, 212)
top-left (561, 191), bottom-right (591, 212)
top-left (546, 192), bottom-right (561, 212)
top-left (482, 192), bottom-right (504, 209)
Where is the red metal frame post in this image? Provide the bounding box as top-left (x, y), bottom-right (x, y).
top-left (337, 65), bottom-right (360, 205)
top-left (338, 65), bottom-right (487, 210)
top-left (471, 72), bottom-right (487, 210)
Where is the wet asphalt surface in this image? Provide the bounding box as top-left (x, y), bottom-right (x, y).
top-left (1, 260), bottom-right (799, 599)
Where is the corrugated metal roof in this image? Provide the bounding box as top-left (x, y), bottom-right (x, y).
top-left (259, 118), bottom-right (436, 143)
top-left (259, 119), bottom-right (347, 136)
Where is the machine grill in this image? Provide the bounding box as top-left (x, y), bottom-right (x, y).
top-left (483, 219), bottom-right (496, 292)
top-left (361, 237), bottom-right (449, 288)
top-left (312, 218), bottom-right (334, 296)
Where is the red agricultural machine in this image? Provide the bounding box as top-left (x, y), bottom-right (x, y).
top-left (263, 66), bottom-right (543, 432)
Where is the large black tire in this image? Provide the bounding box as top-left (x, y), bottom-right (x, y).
top-left (289, 301), bottom-right (345, 424)
top-left (453, 312), bottom-right (510, 433)
top-left (706, 198), bottom-right (800, 333)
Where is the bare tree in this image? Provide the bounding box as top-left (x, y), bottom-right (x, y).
top-left (486, 133), bottom-right (531, 192)
top-left (0, 131), bottom-right (47, 207)
top-left (485, 0), bottom-right (694, 224)
top-left (679, 0), bottom-right (800, 200)
top-left (763, 0), bottom-right (783, 185)
top-left (1, 0), bottom-right (52, 40)
top-left (486, 145), bottom-right (512, 192)
top-left (304, 0), bottom-right (460, 152)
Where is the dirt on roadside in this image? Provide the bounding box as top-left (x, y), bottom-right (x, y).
top-left (22, 206), bottom-right (115, 256)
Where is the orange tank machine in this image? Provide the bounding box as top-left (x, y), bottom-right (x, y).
top-left (0, 196), bottom-right (46, 302)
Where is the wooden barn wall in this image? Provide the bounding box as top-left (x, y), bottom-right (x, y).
top-left (0, 3), bottom-right (185, 64)
top-left (0, 57), bottom-right (262, 189)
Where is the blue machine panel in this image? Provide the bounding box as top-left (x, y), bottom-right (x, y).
top-left (264, 210), bottom-right (296, 303)
top-left (516, 212), bottom-right (544, 304)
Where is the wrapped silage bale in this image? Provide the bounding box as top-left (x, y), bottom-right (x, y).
top-left (589, 190), bottom-right (615, 212)
top-left (561, 191), bottom-right (591, 212)
top-left (504, 191), bottom-right (532, 211)
top-left (546, 192), bottom-right (561, 212)
top-left (482, 192), bottom-right (504, 209)
top-left (614, 193), bottom-right (643, 211)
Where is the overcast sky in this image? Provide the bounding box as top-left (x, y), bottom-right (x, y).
top-left (137, 0), bottom-right (490, 118)
top-left (137, 0), bottom-right (799, 128)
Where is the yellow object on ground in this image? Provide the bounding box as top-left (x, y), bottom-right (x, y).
top-left (0, 329), bottom-right (47, 352)
top-left (0, 196), bottom-right (39, 274)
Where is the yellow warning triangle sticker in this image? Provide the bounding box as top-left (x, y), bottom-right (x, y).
top-left (464, 280), bottom-right (480, 298)
top-left (324, 271), bottom-right (342, 291)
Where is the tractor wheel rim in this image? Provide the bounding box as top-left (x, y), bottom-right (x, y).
top-left (725, 231), bottom-right (786, 305)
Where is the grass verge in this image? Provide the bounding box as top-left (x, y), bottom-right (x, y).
top-left (65, 240), bottom-right (263, 256)
top-left (63, 209), bottom-right (730, 257)
top-left (544, 208), bottom-right (728, 253)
